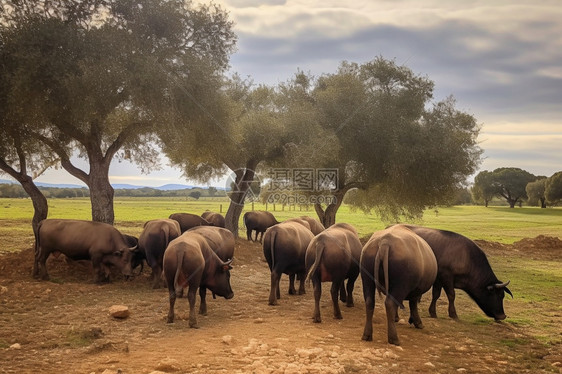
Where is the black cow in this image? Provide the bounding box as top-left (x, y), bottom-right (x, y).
top-left (396, 224), bottom-right (513, 321)
top-left (263, 221), bottom-right (314, 305)
top-left (34, 219), bottom-right (138, 283)
top-left (305, 223), bottom-right (362, 323)
top-left (361, 225), bottom-right (437, 345)
top-left (163, 231), bottom-right (234, 327)
top-left (244, 211), bottom-right (279, 242)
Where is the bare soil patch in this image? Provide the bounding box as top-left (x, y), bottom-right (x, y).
top-left (1, 237), bottom-right (561, 373)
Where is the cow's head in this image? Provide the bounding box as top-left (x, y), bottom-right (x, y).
top-left (209, 258), bottom-right (234, 300)
top-left (109, 246), bottom-right (140, 278)
top-left (475, 280), bottom-right (513, 320)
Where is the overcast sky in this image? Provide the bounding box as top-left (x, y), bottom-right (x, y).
top-left (33, 0), bottom-right (562, 187)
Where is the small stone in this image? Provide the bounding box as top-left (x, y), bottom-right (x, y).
top-left (156, 358), bottom-right (180, 372)
top-left (254, 318), bottom-right (264, 323)
top-left (424, 362), bottom-right (435, 368)
top-left (9, 343), bottom-right (21, 350)
top-left (1, 286), bottom-right (8, 294)
top-left (222, 335), bottom-right (233, 344)
top-left (457, 369), bottom-right (467, 372)
top-left (109, 305), bottom-right (130, 319)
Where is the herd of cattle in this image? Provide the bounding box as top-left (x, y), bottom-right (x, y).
top-left (31, 210), bottom-right (512, 345)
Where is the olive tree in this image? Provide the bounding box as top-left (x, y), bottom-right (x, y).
top-left (526, 177), bottom-right (547, 208)
top-left (545, 171), bottom-right (562, 205)
top-left (490, 167), bottom-right (537, 208)
top-left (281, 58), bottom-right (482, 226)
top-left (1, 0), bottom-right (235, 224)
top-left (472, 170), bottom-right (500, 207)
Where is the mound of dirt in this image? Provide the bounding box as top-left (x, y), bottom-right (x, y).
top-left (475, 235), bottom-right (561, 261)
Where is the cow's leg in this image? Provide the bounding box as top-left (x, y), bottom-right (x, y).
top-left (408, 298), bottom-right (424, 329)
top-left (36, 251), bottom-right (50, 281)
top-left (331, 281), bottom-right (343, 320)
top-left (199, 286), bottom-right (207, 315)
top-left (346, 276), bottom-right (358, 307)
top-left (361, 274), bottom-right (375, 341)
top-left (442, 280), bottom-right (458, 319)
top-left (151, 265), bottom-right (163, 289)
top-left (269, 270), bottom-right (281, 305)
top-left (166, 289), bottom-right (177, 323)
top-left (385, 297), bottom-right (400, 345)
top-left (339, 282), bottom-right (347, 303)
top-left (92, 257), bottom-right (106, 284)
top-left (288, 273), bottom-right (297, 295)
top-left (246, 228), bottom-right (252, 241)
top-left (258, 231), bottom-right (264, 243)
top-left (187, 284), bottom-right (199, 328)
top-left (429, 281), bottom-right (442, 318)
top-left (298, 272), bottom-right (306, 295)
top-left (312, 277), bottom-right (322, 323)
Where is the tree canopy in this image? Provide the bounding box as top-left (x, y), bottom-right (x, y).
top-left (0, 0), bottom-right (236, 224)
top-left (473, 167), bottom-right (537, 208)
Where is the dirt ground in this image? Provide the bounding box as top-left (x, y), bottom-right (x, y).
top-left (0, 236), bottom-right (561, 374)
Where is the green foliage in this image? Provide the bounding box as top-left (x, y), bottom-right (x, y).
top-left (526, 177), bottom-right (547, 207)
top-left (474, 168), bottom-right (538, 208)
top-left (545, 171), bottom-right (562, 205)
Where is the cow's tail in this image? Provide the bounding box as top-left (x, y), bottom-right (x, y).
top-left (375, 240), bottom-right (404, 309)
top-left (269, 229), bottom-right (277, 269)
top-left (306, 240), bottom-right (324, 284)
top-left (173, 249), bottom-right (185, 297)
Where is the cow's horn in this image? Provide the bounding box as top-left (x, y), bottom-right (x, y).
top-left (129, 245), bottom-right (138, 251)
top-left (494, 280), bottom-right (510, 289)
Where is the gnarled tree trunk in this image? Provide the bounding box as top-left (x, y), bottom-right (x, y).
top-left (225, 163), bottom-right (258, 237)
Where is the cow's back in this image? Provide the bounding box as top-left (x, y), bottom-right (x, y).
top-left (188, 226), bottom-right (235, 261)
top-left (39, 219), bottom-right (123, 258)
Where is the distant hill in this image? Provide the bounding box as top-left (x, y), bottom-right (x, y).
top-left (0, 178), bottom-right (225, 191)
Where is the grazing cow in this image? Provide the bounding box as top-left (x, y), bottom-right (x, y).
top-left (139, 219), bottom-right (181, 288)
top-left (395, 224), bottom-right (513, 321)
top-left (283, 217), bottom-right (312, 231)
top-left (33, 219), bottom-right (138, 283)
top-left (187, 226), bottom-right (235, 315)
top-left (122, 234), bottom-right (143, 274)
top-left (361, 225), bottom-right (437, 345)
top-left (305, 223), bottom-right (362, 322)
top-left (263, 221), bottom-right (314, 305)
top-left (201, 211), bottom-right (226, 228)
top-left (169, 212), bottom-right (213, 233)
top-left (244, 211), bottom-right (279, 242)
top-left (163, 231), bottom-right (234, 327)
top-left (298, 216), bottom-right (325, 235)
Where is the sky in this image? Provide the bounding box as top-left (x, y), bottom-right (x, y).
top-left (32, 0), bottom-right (562, 187)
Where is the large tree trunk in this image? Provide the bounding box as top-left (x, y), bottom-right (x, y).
top-left (225, 164), bottom-right (257, 237)
top-left (20, 177), bottom-right (48, 236)
top-left (88, 165), bottom-right (115, 224)
top-left (314, 190), bottom-right (345, 228)
top-left (540, 197), bottom-right (546, 208)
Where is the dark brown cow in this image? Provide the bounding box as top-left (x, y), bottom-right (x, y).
top-left (33, 219), bottom-right (138, 283)
top-left (305, 223), bottom-right (362, 322)
top-left (187, 226), bottom-right (235, 315)
top-left (201, 211), bottom-right (226, 228)
top-left (298, 216), bottom-right (325, 235)
top-left (122, 234), bottom-right (143, 274)
top-left (244, 211), bottom-right (279, 242)
top-left (163, 231), bottom-right (234, 327)
top-left (139, 219), bottom-right (181, 288)
top-left (169, 212), bottom-right (213, 233)
top-left (395, 224), bottom-right (513, 321)
top-left (361, 225), bottom-right (437, 345)
top-left (262, 221), bottom-right (314, 305)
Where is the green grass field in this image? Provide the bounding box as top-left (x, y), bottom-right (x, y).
top-left (1, 197), bottom-right (561, 252)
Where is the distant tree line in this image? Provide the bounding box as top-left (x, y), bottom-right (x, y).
top-left (472, 168), bottom-right (562, 208)
top-left (0, 184), bottom-right (225, 199)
